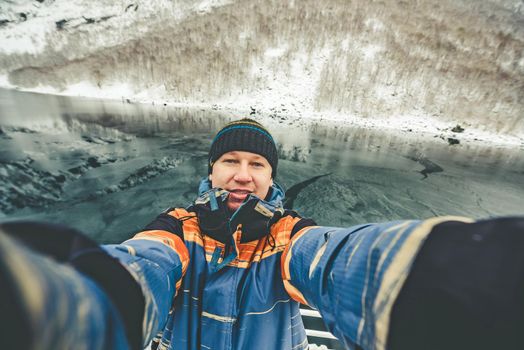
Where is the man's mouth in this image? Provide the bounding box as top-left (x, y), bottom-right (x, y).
top-left (228, 189), bottom-right (252, 202)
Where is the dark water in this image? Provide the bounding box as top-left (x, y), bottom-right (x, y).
top-left (1, 88), bottom-right (523, 349)
top-left (1, 88), bottom-right (523, 244)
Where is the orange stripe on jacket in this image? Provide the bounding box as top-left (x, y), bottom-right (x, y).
top-left (132, 229), bottom-right (190, 275)
top-left (169, 208), bottom-right (303, 269)
top-left (281, 226), bottom-right (316, 305)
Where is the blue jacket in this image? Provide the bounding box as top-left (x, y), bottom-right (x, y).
top-left (109, 180), bottom-right (313, 349)
top-left (104, 182), bottom-right (473, 350)
top-left (0, 198), bottom-right (477, 350)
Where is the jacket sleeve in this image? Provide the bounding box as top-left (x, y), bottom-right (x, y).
top-left (104, 212), bottom-right (189, 347)
top-left (281, 217), bottom-right (472, 350)
top-left (0, 220), bottom-right (189, 350)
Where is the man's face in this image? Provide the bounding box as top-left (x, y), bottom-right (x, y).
top-left (210, 151), bottom-right (273, 212)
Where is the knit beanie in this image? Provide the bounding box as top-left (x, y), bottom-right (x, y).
top-left (208, 119), bottom-right (278, 178)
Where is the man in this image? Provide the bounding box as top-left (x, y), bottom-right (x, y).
top-left (1, 118), bottom-right (523, 350)
top-left (130, 118), bottom-right (316, 349)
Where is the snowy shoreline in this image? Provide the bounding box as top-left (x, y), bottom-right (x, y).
top-left (2, 83), bottom-right (522, 150)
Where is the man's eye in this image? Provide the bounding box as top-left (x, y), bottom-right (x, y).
top-left (252, 162), bottom-right (264, 167)
top-left (223, 159), bottom-right (237, 164)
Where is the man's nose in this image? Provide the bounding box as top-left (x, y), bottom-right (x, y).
top-left (233, 163), bottom-right (252, 182)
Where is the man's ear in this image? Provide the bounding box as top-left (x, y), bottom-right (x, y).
top-left (270, 178), bottom-right (274, 186)
top-left (208, 174), bottom-right (213, 181)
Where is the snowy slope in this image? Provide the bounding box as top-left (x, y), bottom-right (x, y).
top-left (0, 0), bottom-right (523, 146)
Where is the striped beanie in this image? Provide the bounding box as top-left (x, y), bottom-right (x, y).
top-left (208, 119), bottom-right (278, 178)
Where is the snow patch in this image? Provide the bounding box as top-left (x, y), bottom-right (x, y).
top-left (0, 26), bottom-right (49, 55)
top-left (361, 44), bottom-right (384, 60)
top-left (264, 46), bottom-right (288, 58)
top-left (194, 0), bottom-right (233, 14)
top-left (0, 74), bottom-right (13, 88)
top-left (63, 81), bottom-right (134, 100)
top-left (364, 18), bottom-right (385, 32)
top-left (340, 38), bottom-right (351, 52)
top-left (0, 0), bottom-right (226, 56)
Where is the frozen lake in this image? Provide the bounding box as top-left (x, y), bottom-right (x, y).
top-left (1, 87), bottom-right (523, 349)
top-left (1, 88), bottom-right (523, 245)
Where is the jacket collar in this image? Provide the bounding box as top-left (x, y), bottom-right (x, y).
top-left (191, 178), bottom-right (285, 243)
top-left (197, 178), bottom-right (285, 204)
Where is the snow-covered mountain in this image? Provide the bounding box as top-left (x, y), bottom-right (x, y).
top-left (1, 0), bottom-right (523, 142)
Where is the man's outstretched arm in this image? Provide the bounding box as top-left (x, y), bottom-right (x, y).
top-left (104, 227), bottom-right (189, 347)
top-left (282, 217), bottom-right (524, 350)
top-left (0, 221), bottom-right (189, 350)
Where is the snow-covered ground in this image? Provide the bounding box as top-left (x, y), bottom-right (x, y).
top-left (0, 0), bottom-right (523, 147)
